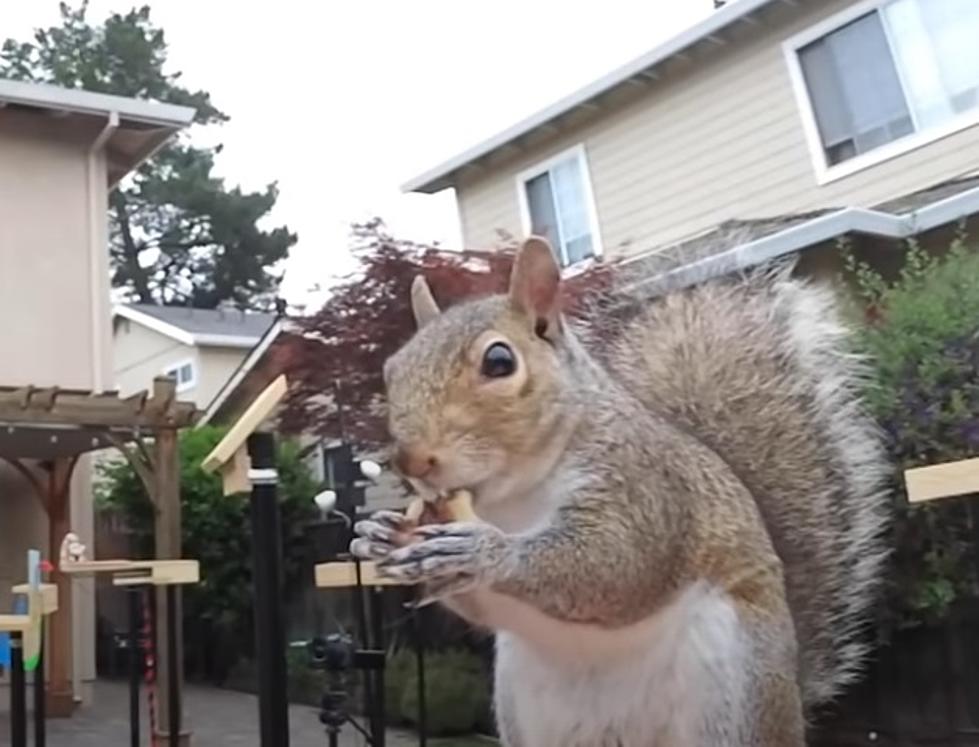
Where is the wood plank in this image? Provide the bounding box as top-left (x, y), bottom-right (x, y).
top-left (314, 561), bottom-right (407, 588)
top-left (905, 457), bottom-right (979, 503)
top-left (0, 397), bottom-right (197, 428)
top-left (61, 559), bottom-right (199, 585)
top-left (0, 614), bottom-right (31, 633)
top-left (201, 374), bottom-right (287, 474)
top-left (11, 583), bottom-right (58, 614)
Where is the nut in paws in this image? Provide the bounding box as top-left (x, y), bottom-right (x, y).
top-left (376, 521), bottom-right (508, 592)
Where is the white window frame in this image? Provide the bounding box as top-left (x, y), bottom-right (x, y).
top-left (163, 358), bottom-right (196, 393)
top-left (515, 143), bottom-right (604, 271)
top-left (784, 0), bottom-right (979, 186)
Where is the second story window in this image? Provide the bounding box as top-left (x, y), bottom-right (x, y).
top-left (788, 0), bottom-right (979, 178)
top-left (517, 145), bottom-right (602, 268)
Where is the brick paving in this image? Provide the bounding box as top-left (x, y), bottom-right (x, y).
top-left (0, 679), bottom-right (421, 746)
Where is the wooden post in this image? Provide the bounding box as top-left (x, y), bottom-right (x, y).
top-left (46, 456), bottom-right (76, 717)
top-left (153, 424), bottom-right (186, 745)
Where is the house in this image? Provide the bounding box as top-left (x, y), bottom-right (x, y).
top-left (0, 78), bottom-right (194, 713)
top-left (404, 0), bottom-right (979, 292)
top-left (112, 303), bottom-right (278, 410)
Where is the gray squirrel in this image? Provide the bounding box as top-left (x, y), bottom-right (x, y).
top-left (351, 236), bottom-right (890, 746)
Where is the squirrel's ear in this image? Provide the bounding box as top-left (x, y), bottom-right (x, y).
top-left (508, 236), bottom-right (562, 340)
top-left (411, 275), bottom-right (440, 328)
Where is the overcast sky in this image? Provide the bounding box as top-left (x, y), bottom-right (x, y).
top-left (1, 0), bottom-right (716, 308)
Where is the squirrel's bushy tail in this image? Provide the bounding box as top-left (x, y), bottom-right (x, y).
top-left (606, 262), bottom-right (891, 710)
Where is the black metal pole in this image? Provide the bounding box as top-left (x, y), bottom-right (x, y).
top-left (128, 589), bottom-right (141, 747)
top-left (414, 609), bottom-right (427, 747)
top-left (10, 632), bottom-right (26, 747)
top-left (166, 585), bottom-right (179, 747)
top-left (368, 587), bottom-right (386, 747)
top-left (33, 620), bottom-right (45, 747)
top-left (248, 431), bottom-right (290, 747)
top-left (352, 560), bottom-right (375, 738)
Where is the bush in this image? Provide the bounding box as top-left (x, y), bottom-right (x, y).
top-left (96, 425), bottom-right (317, 680)
top-left (843, 229), bottom-right (979, 629)
top-left (385, 647), bottom-right (491, 736)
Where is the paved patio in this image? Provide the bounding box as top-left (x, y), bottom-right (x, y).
top-left (0, 679), bottom-right (421, 746)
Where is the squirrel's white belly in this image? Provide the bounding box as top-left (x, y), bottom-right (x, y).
top-left (491, 582), bottom-right (748, 747)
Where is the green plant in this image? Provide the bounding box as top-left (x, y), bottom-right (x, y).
top-left (842, 227), bottom-right (979, 629)
top-left (96, 425), bottom-right (317, 679)
top-left (385, 647), bottom-right (491, 736)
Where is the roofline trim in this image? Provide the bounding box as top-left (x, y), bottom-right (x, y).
top-left (0, 78), bottom-right (196, 128)
top-left (401, 0), bottom-right (777, 194)
top-left (622, 183), bottom-right (979, 297)
top-left (113, 305), bottom-right (268, 349)
top-left (114, 304), bottom-right (197, 346)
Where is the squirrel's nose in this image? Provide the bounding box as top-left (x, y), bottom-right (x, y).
top-left (394, 445), bottom-right (438, 479)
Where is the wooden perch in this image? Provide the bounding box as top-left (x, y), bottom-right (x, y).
top-left (905, 457), bottom-right (979, 503)
top-left (58, 532), bottom-right (199, 586)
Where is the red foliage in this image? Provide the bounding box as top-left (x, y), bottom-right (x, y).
top-left (277, 220), bottom-right (614, 446)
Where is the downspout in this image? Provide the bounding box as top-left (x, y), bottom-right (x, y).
top-left (87, 111), bottom-right (118, 392)
top-left (76, 110), bottom-right (117, 704)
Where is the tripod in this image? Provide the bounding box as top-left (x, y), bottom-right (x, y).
top-left (308, 631), bottom-right (386, 747)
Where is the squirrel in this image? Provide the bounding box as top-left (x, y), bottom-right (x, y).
top-left (351, 236), bottom-right (891, 746)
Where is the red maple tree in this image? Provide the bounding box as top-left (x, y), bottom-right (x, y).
top-left (276, 220), bottom-right (616, 446)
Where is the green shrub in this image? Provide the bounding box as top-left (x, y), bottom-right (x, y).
top-left (842, 229), bottom-right (979, 629)
top-left (386, 647), bottom-right (490, 736)
top-left (95, 425), bottom-right (317, 679)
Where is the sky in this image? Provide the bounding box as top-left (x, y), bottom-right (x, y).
top-left (0, 0), bottom-right (717, 310)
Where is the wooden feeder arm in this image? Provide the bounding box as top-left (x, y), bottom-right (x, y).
top-left (0, 583), bottom-right (58, 633)
top-left (904, 457), bottom-right (979, 504)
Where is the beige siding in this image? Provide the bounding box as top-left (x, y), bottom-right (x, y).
top-left (112, 320), bottom-right (249, 411)
top-left (194, 346), bottom-right (249, 411)
top-left (456, 0), bottom-right (979, 259)
top-left (112, 318), bottom-right (197, 395)
top-left (0, 114), bottom-right (105, 703)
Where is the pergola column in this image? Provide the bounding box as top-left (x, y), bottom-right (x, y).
top-left (46, 456), bottom-right (77, 716)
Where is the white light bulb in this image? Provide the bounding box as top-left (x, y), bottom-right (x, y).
top-left (359, 460), bottom-right (382, 480)
top-left (313, 490), bottom-right (337, 514)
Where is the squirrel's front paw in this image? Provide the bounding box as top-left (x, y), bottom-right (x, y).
top-left (350, 510), bottom-right (412, 561)
top-left (376, 521), bottom-right (508, 597)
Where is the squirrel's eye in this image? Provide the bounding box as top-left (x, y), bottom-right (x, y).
top-left (481, 342), bottom-right (516, 378)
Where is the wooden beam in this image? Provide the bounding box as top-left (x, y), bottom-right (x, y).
top-left (47, 457), bottom-right (77, 715)
top-left (0, 393), bottom-right (197, 429)
top-left (905, 458), bottom-right (979, 503)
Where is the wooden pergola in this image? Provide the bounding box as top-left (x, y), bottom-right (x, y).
top-left (0, 376), bottom-right (197, 728)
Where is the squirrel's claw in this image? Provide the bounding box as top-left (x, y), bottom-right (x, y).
top-left (376, 521), bottom-right (507, 588)
top-left (350, 509), bottom-right (413, 560)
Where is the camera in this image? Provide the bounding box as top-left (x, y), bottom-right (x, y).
top-left (308, 634), bottom-right (355, 672)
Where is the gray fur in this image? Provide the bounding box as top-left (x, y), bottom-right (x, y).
top-left (604, 261), bottom-right (891, 708)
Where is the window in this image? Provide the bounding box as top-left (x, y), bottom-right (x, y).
top-left (163, 360), bottom-right (195, 392)
top-left (517, 145), bottom-right (602, 268)
top-left (789, 0), bottom-right (979, 177)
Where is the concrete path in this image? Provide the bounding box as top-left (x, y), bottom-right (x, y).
top-left (0, 679), bottom-right (421, 746)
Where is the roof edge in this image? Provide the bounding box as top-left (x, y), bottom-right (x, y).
top-left (401, 0), bottom-right (777, 194)
top-left (623, 183), bottom-right (979, 298)
top-left (0, 78), bottom-right (196, 128)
